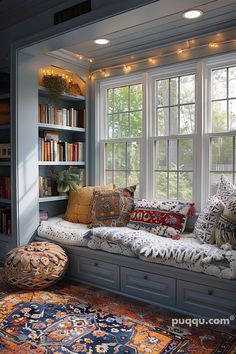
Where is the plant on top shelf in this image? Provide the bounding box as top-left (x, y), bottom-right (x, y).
top-left (42, 74), bottom-right (69, 103)
top-left (51, 168), bottom-right (81, 193)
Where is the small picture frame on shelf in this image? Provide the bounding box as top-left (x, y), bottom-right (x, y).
top-left (0, 144), bottom-right (10, 159)
top-left (44, 131), bottom-right (59, 142)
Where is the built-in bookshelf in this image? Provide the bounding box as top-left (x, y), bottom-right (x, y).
top-left (0, 92), bottom-right (11, 242)
top-left (38, 86), bottom-right (86, 218)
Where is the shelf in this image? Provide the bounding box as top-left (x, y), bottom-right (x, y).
top-left (39, 86), bottom-right (85, 102)
top-left (38, 123), bottom-right (85, 132)
top-left (0, 233), bottom-right (10, 241)
top-left (0, 93), bottom-right (10, 100)
top-left (0, 198), bottom-right (11, 204)
top-left (0, 124), bottom-right (10, 130)
top-left (39, 195), bottom-right (68, 202)
top-left (38, 161), bottom-right (85, 166)
top-left (0, 161), bottom-right (10, 166)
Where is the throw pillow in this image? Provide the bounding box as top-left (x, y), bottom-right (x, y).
top-left (127, 199), bottom-right (195, 237)
top-left (194, 195), bottom-right (225, 244)
top-left (90, 185), bottom-right (136, 227)
top-left (216, 174), bottom-right (236, 204)
top-left (64, 184), bottom-right (116, 224)
top-left (215, 199), bottom-right (236, 247)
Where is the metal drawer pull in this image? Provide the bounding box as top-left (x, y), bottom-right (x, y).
top-left (143, 275), bottom-right (148, 280)
top-left (93, 262), bottom-right (98, 267)
top-left (208, 290), bottom-right (213, 295)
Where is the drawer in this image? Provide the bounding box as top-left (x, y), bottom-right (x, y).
top-left (68, 254), bottom-right (120, 290)
top-left (120, 267), bottom-right (176, 305)
top-left (177, 280), bottom-right (236, 320)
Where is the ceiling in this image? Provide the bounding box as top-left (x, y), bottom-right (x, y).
top-left (59, 0), bottom-right (236, 69)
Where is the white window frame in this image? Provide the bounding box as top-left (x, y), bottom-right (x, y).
top-left (148, 62), bottom-right (203, 210)
top-left (98, 73), bottom-right (147, 196)
top-left (203, 53), bottom-right (236, 202)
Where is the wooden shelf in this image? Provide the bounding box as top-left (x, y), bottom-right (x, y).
top-left (0, 161), bottom-right (11, 166)
top-left (0, 124), bottom-right (10, 130)
top-left (0, 93), bottom-right (10, 100)
top-left (0, 198), bottom-right (11, 204)
top-left (38, 123), bottom-right (85, 132)
top-left (0, 233), bottom-right (10, 241)
top-left (39, 195), bottom-right (68, 202)
top-left (39, 86), bottom-right (85, 102)
top-left (38, 161), bottom-right (85, 166)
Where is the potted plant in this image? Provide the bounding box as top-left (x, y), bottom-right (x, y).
top-left (51, 168), bottom-right (81, 194)
top-left (42, 74), bottom-right (68, 103)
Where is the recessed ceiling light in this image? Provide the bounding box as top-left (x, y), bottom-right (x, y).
top-left (94, 38), bottom-right (110, 45)
top-left (183, 9), bottom-right (203, 19)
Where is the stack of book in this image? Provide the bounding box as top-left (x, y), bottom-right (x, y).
top-left (38, 139), bottom-right (84, 162)
top-left (0, 208), bottom-right (11, 235)
top-left (38, 104), bottom-right (85, 128)
top-left (0, 176), bottom-right (11, 199)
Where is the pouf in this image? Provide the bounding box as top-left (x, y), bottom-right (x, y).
top-left (4, 241), bottom-right (68, 289)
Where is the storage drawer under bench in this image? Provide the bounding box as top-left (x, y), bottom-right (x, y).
top-left (68, 254), bottom-right (120, 290)
top-left (120, 266), bottom-right (176, 305)
top-left (177, 280), bottom-right (236, 322)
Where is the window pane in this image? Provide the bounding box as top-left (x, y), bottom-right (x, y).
top-left (169, 172), bottom-right (177, 199)
top-left (211, 137), bottom-right (233, 171)
top-left (127, 142), bottom-right (140, 170)
top-left (212, 68), bottom-right (227, 100)
top-left (114, 86), bottom-right (129, 112)
top-left (178, 172), bottom-right (192, 200)
top-left (108, 114), bottom-right (113, 138)
top-left (130, 84), bottom-right (142, 110)
top-left (155, 172), bottom-right (168, 199)
top-left (157, 107), bottom-right (169, 135)
top-left (210, 172), bottom-right (233, 195)
top-left (229, 67), bottom-right (236, 98)
top-left (114, 171), bottom-right (126, 186)
top-left (155, 140), bottom-right (167, 170)
top-left (180, 104), bottom-right (195, 134)
top-left (128, 171), bottom-right (140, 190)
top-left (120, 113), bottom-right (130, 137)
top-left (179, 139), bottom-right (193, 170)
top-left (229, 99), bottom-right (236, 131)
top-left (107, 89), bottom-right (113, 113)
top-left (130, 111), bottom-right (142, 137)
top-left (169, 140), bottom-right (177, 170)
top-left (170, 77), bottom-right (178, 106)
top-left (180, 75), bottom-right (195, 104)
top-left (105, 171), bottom-right (113, 185)
top-left (106, 143), bottom-right (113, 169)
top-left (170, 106), bottom-right (178, 135)
top-left (157, 79), bottom-right (169, 107)
top-left (113, 114), bottom-right (119, 138)
top-left (212, 100), bottom-right (227, 132)
top-left (114, 143), bottom-right (126, 170)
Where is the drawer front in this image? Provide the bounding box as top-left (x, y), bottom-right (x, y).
top-left (121, 267), bottom-right (176, 305)
top-left (68, 254), bottom-right (120, 290)
top-left (177, 280), bottom-right (236, 320)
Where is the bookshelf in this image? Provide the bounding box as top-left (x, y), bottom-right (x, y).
top-left (0, 89), bottom-right (12, 258)
top-left (38, 86), bottom-right (86, 218)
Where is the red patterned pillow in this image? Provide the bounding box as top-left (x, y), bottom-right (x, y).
top-left (127, 199), bottom-right (195, 237)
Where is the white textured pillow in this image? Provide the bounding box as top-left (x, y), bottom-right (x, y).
top-left (194, 195), bottom-right (225, 244)
top-left (216, 175), bottom-right (236, 204)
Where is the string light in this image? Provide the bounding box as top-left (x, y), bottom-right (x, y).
top-left (89, 37), bottom-right (235, 79)
top-left (76, 53), bottom-right (94, 63)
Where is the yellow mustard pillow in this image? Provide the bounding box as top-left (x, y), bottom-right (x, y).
top-left (64, 184), bottom-right (116, 224)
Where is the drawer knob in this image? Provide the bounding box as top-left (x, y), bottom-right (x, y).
top-left (144, 275), bottom-right (148, 280)
top-left (208, 290), bottom-right (213, 295)
top-left (94, 262), bottom-right (98, 267)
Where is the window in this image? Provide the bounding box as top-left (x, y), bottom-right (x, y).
top-left (154, 74), bottom-right (195, 200)
top-left (209, 65), bottom-right (236, 194)
top-left (100, 80), bottom-right (143, 194)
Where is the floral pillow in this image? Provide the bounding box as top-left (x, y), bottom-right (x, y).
top-left (215, 198), bottom-right (236, 247)
top-left (216, 174), bottom-right (236, 204)
top-left (90, 185), bottom-right (136, 228)
top-left (127, 199), bottom-right (195, 238)
top-left (194, 195), bottom-right (225, 244)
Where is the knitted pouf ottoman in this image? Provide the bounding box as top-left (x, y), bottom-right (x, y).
top-left (4, 241), bottom-right (68, 289)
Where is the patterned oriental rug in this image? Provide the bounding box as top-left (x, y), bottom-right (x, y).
top-left (0, 275), bottom-right (235, 353)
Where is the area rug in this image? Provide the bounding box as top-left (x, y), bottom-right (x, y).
top-left (0, 275), bottom-right (235, 353)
